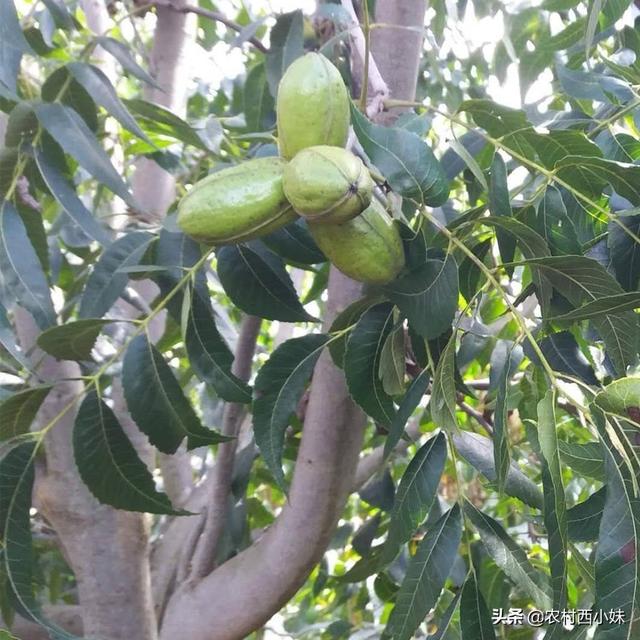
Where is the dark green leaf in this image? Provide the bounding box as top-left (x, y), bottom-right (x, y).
top-left (384, 254), bottom-right (458, 340)
top-left (558, 441), bottom-right (605, 481)
top-left (523, 257), bottom-right (639, 377)
top-left (533, 130), bottom-right (603, 170)
top-left (0, 301), bottom-right (28, 367)
top-left (464, 501), bottom-right (553, 608)
top-left (593, 429), bottom-right (640, 638)
top-left (379, 323), bottom-right (405, 396)
top-left (426, 590), bottom-right (462, 640)
top-left (384, 368), bottom-right (430, 458)
top-left (526, 332), bottom-right (598, 386)
top-left (124, 99), bottom-right (207, 149)
top-left (78, 231), bottom-right (153, 318)
top-left (41, 0), bottom-right (74, 29)
top-left (460, 575), bottom-right (496, 640)
top-left (0, 0), bottom-right (32, 93)
top-left (383, 432), bottom-right (448, 561)
top-left (41, 67), bottom-right (98, 132)
top-left (122, 334), bottom-right (229, 453)
top-left (0, 202), bottom-right (55, 330)
top-left (244, 63), bottom-right (275, 131)
top-left (359, 469), bottom-right (395, 512)
top-left (36, 319), bottom-right (114, 361)
top-left (265, 10), bottom-right (304, 96)
top-left (66, 62), bottom-right (149, 141)
top-left (351, 105), bottom-right (450, 207)
top-left (185, 295), bottom-right (252, 404)
top-left (253, 334), bottom-right (328, 489)
top-left (0, 443), bottom-right (78, 639)
top-left (384, 505), bottom-right (462, 640)
top-left (430, 333), bottom-right (459, 433)
top-left (488, 154), bottom-right (516, 269)
top-left (344, 303), bottom-right (396, 425)
top-left (93, 37), bottom-right (160, 88)
top-left (567, 487), bottom-right (606, 542)
top-left (0, 387), bottom-right (51, 441)
top-left (493, 342), bottom-right (518, 492)
top-left (550, 292), bottom-right (640, 322)
top-left (74, 392), bottom-right (183, 514)
top-left (608, 212), bottom-right (640, 291)
top-left (537, 390), bottom-right (568, 611)
top-left (34, 103), bottom-right (136, 207)
top-left (33, 146), bottom-right (111, 245)
top-left (556, 155), bottom-right (640, 205)
top-left (453, 431), bottom-right (543, 509)
top-left (217, 244), bottom-right (315, 323)
top-left (536, 186), bottom-right (581, 255)
top-left (261, 219), bottom-right (324, 265)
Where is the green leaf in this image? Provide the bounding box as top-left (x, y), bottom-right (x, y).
top-left (265, 10), bottom-right (304, 96)
top-left (122, 334), bottom-right (229, 454)
top-left (594, 376), bottom-right (640, 421)
top-left (526, 331), bottom-right (598, 386)
top-left (0, 443), bottom-right (79, 639)
top-left (93, 36), bottom-right (160, 88)
top-left (33, 145), bottom-right (111, 246)
top-left (41, 0), bottom-right (74, 29)
top-left (244, 63), bottom-right (275, 132)
top-left (427, 590), bottom-right (462, 640)
top-left (464, 500), bottom-right (553, 608)
top-left (217, 244), bottom-right (315, 323)
top-left (384, 368), bottom-right (430, 459)
top-left (523, 256), bottom-right (639, 377)
top-left (66, 62), bottom-right (149, 141)
top-left (488, 154), bottom-right (516, 269)
top-left (549, 292), bottom-right (640, 322)
top-left (384, 505), bottom-right (462, 640)
top-left (430, 332), bottom-right (459, 433)
top-left (379, 323), bottom-right (405, 396)
top-left (344, 303), bottom-right (396, 425)
top-left (0, 301), bottom-right (28, 368)
top-left (34, 103), bottom-right (136, 207)
top-left (351, 105), bottom-right (450, 206)
top-left (383, 432), bottom-right (448, 561)
top-left (38, 318), bottom-right (117, 362)
top-left (185, 295), bottom-right (252, 404)
top-left (558, 441), bottom-right (605, 481)
top-left (460, 575), bottom-right (496, 640)
top-left (567, 487), bottom-right (606, 542)
top-left (0, 202), bottom-right (55, 330)
top-left (609, 212), bottom-right (640, 292)
top-left (74, 391), bottom-right (182, 514)
top-left (384, 254), bottom-right (458, 340)
top-left (493, 342), bottom-right (518, 492)
top-left (0, 387), bottom-right (52, 441)
top-left (41, 67), bottom-right (98, 132)
top-left (253, 334), bottom-right (329, 489)
top-left (536, 186), bottom-right (581, 255)
top-left (556, 155), bottom-right (640, 206)
top-left (124, 99), bottom-right (207, 149)
top-left (78, 231), bottom-right (153, 318)
top-left (453, 431), bottom-right (544, 509)
top-left (0, 0), bottom-right (32, 93)
top-left (537, 390), bottom-right (568, 611)
top-left (593, 428), bottom-right (640, 638)
top-left (533, 130), bottom-right (603, 170)
top-left (262, 219), bottom-right (324, 265)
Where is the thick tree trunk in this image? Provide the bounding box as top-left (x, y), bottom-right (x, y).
top-left (159, 3), bottom-right (427, 637)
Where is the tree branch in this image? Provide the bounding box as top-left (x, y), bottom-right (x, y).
top-left (341, 0), bottom-right (389, 117)
top-left (162, 2), bottom-right (268, 53)
top-left (189, 314), bottom-right (262, 579)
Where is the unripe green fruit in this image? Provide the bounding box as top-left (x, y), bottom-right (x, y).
top-left (283, 146), bottom-right (373, 224)
top-left (276, 52), bottom-right (350, 159)
top-left (177, 158), bottom-right (297, 245)
top-left (309, 200), bottom-right (405, 285)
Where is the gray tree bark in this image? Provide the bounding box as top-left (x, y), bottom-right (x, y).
top-left (158, 3), bottom-right (427, 637)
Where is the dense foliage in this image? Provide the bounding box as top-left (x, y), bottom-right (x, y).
top-left (1, 0), bottom-right (640, 638)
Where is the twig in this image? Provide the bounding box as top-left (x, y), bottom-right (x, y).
top-left (170, 3), bottom-right (268, 53)
top-left (457, 399), bottom-right (494, 436)
top-left (340, 0), bottom-right (389, 117)
top-left (189, 315), bottom-right (262, 580)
